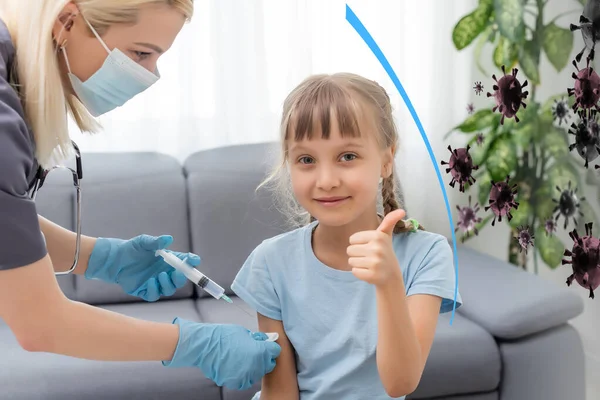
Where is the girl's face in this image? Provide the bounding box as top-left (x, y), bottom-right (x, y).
top-left (287, 116), bottom-right (394, 229)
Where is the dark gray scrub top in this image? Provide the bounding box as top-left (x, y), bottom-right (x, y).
top-left (0, 17), bottom-right (48, 270)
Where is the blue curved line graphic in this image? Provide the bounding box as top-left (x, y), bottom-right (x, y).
top-left (345, 4), bottom-right (458, 325)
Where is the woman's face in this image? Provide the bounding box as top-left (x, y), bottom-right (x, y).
top-left (52, 2), bottom-right (186, 87)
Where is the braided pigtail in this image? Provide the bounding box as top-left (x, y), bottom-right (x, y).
top-left (381, 172), bottom-right (425, 234)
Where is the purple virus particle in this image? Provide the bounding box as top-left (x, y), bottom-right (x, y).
top-left (545, 218), bottom-right (557, 236)
top-left (466, 103), bottom-right (475, 114)
top-left (567, 59), bottom-right (600, 115)
top-left (570, 1), bottom-right (600, 64)
top-left (484, 175), bottom-right (519, 226)
top-left (552, 97), bottom-right (571, 126)
top-left (568, 110), bottom-right (600, 168)
top-left (487, 65), bottom-right (529, 125)
top-left (473, 81), bottom-right (484, 96)
top-left (515, 225), bottom-right (535, 255)
top-left (476, 132), bottom-right (484, 146)
top-left (455, 195), bottom-right (483, 243)
top-left (552, 181), bottom-right (585, 230)
top-left (563, 222), bottom-right (600, 299)
top-left (441, 145), bottom-right (479, 193)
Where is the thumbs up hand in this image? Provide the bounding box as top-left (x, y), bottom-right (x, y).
top-left (347, 209), bottom-right (407, 287)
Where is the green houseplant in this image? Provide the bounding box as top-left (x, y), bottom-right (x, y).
top-left (447, 0), bottom-right (600, 273)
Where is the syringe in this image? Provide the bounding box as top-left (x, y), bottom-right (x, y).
top-left (154, 250), bottom-right (281, 342)
top-left (155, 250), bottom-right (232, 303)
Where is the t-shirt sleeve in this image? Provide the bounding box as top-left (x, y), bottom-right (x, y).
top-left (406, 237), bottom-right (462, 314)
top-left (0, 44), bottom-right (47, 271)
top-left (231, 242), bottom-right (282, 321)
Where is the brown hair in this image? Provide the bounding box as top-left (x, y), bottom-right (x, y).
top-left (259, 72), bottom-right (424, 234)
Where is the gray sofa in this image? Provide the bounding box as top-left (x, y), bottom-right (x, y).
top-left (0, 142), bottom-right (587, 400)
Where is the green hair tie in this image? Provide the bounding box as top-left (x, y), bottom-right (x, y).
top-left (407, 218), bottom-right (419, 233)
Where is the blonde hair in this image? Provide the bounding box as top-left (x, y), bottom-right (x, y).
top-left (260, 72), bottom-right (424, 234)
top-left (0, 0), bottom-right (193, 169)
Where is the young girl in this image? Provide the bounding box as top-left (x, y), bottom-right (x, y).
top-left (231, 72), bottom-right (462, 399)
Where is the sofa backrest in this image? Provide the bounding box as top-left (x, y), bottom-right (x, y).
top-left (184, 142), bottom-right (290, 297)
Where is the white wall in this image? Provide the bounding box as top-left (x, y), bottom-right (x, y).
top-left (421, 0), bottom-right (600, 394)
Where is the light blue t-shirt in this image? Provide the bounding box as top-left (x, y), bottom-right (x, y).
top-left (231, 220), bottom-right (462, 400)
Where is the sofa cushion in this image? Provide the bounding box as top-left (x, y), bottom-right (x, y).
top-left (408, 312), bottom-right (500, 398)
top-left (185, 143), bottom-right (290, 299)
top-left (455, 244), bottom-right (584, 340)
top-left (67, 153), bottom-right (194, 305)
top-left (0, 300), bottom-right (219, 400)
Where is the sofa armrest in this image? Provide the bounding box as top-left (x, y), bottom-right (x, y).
top-left (454, 243), bottom-right (584, 340)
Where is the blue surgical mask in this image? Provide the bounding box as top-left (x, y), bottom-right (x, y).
top-left (62, 15), bottom-right (160, 117)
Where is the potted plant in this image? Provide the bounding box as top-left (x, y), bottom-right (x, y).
top-left (446, 0), bottom-right (600, 274)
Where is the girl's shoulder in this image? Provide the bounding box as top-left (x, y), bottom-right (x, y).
top-left (253, 222), bottom-right (314, 258)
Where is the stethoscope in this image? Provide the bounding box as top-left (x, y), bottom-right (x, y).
top-left (28, 141), bottom-right (83, 275)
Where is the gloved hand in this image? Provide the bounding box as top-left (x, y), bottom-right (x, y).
top-left (163, 318), bottom-right (281, 390)
top-left (86, 235), bottom-right (200, 301)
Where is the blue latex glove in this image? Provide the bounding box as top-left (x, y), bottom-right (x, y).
top-left (163, 318), bottom-right (282, 390)
top-left (86, 235), bottom-right (200, 301)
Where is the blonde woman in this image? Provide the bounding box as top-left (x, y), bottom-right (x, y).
top-left (0, 0), bottom-right (280, 391)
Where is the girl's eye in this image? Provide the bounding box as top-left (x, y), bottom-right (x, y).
top-left (340, 153), bottom-right (357, 162)
top-left (298, 156), bottom-right (314, 164)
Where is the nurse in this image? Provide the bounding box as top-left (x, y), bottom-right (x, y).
top-left (0, 0), bottom-right (280, 391)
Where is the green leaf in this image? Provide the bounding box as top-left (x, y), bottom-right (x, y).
top-left (511, 106), bottom-right (539, 148)
top-left (477, 170), bottom-right (492, 206)
top-left (542, 126), bottom-right (570, 159)
top-left (494, 0), bottom-right (525, 43)
top-left (485, 134), bottom-right (518, 182)
top-left (452, 109), bottom-right (498, 133)
top-left (533, 182), bottom-right (556, 221)
top-left (509, 199), bottom-right (531, 228)
top-left (493, 36), bottom-right (519, 70)
top-left (475, 26), bottom-right (495, 75)
top-left (469, 124), bottom-right (501, 166)
top-left (535, 225), bottom-right (566, 269)
top-left (576, 200), bottom-right (599, 233)
top-left (452, 0), bottom-right (494, 50)
top-left (460, 214), bottom-right (493, 243)
top-left (543, 23), bottom-right (574, 72)
top-left (547, 159), bottom-right (582, 191)
top-left (518, 40), bottom-right (541, 85)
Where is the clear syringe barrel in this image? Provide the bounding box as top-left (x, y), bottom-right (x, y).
top-left (196, 276), bottom-right (225, 300)
top-left (155, 250), bottom-right (225, 300)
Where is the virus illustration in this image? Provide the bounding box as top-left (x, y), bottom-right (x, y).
top-left (570, 0), bottom-right (600, 64)
top-left (568, 110), bottom-right (600, 168)
top-left (486, 65), bottom-right (529, 125)
top-left (473, 81), bottom-right (484, 96)
top-left (455, 195), bottom-right (483, 243)
top-left (441, 145), bottom-right (479, 193)
top-left (466, 103), bottom-right (475, 114)
top-left (476, 132), bottom-right (484, 146)
top-left (567, 59), bottom-right (600, 115)
top-left (551, 97), bottom-right (571, 126)
top-left (545, 218), bottom-right (557, 236)
top-left (515, 225), bottom-right (535, 255)
top-left (563, 222), bottom-right (600, 299)
top-left (552, 181), bottom-right (586, 230)
top-left (484, 175), bottom-right (519, 226)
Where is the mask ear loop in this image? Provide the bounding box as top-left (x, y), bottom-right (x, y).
top-left (80, 14), bottom-right (111, 54)
top-left (60, 40), bottom-right (74, 74)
